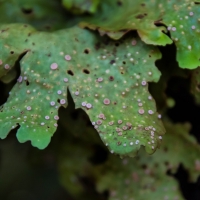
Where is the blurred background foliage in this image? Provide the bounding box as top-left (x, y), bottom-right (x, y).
top-left (0, 0), bottom-right (200, 200)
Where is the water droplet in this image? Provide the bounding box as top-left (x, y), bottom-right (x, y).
top-left (135, 140), bottom-right (139, 144)
top-left (172, 27), bottom-right (176, 31)
top-left (57, 90), bottom-right (62, 95)
top-left (148, 110), bottom-right (154, 115)
top-left (26, 106), bottom-right (31, 111)
top-left (60, 99), bottom-right (66, 105)
top-left (158, 114), bottom-right (162, 119)
top-left (97, 120), bottom-right (102, 125)
top-left (50, 63), bottom-right (58, 70)
top-left (65, 55), bottom-right (71, 61)
top-left (151, 131), bottom-right (154, 136)
top-left (4, 64), bottom-right (10, 70)
top-left (138, 109), bottom-right (144, 114)
top-left (99, 113), bottom-right (105, 119)
top-left (17, 76), bottom-right (23, 83)
top-left (86, 103), bottom-right (92, 108)
top-left (63, 78), bottom-right (68, 82)
top-left (108, 121), bottom-right (114, 126)
top-left (138, 103), bottom-right (143, 107)
top-left (141, 81), bottom-right (147, 86)
top-left (189, 11), bottom-right (194, 16)
top-left (103, 98), bottom-right (110, 105)
top-left (54, 115), bottom-right (59, 120)
top-left (45, 116), bottom-right (50, 120)
top-left (131, 40), bottom-right (137, 45)
top-left (75, 91), bottom-right (79, 96)
top-left (50, 101), bottom-right (55, 106)
top-left (118, 120), bottom-right (123, 124)
top-left (54, 123), bottom-right (58, 127)
top-left (82, 102), bottom-right (86, 107)
top-left (126, 122), bottom-right (132, 127)
top-left (97, 77), bottom-right (103, 82)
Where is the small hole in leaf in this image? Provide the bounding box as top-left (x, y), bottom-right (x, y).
top-left (45, 26), bottom-right (51, 30)
top-left (109, 76), bottom-right (114, 81)
top-left (84, 49), bottom-right (90, 54)
top-left (117, 1), bottom-right (122, 6)
top-left (110, 60), bottom-right (115, 64)
top-left (67, 70), bottom-right (74, 76)
top-left (21, 8), bottom-right (33, 14)
top-left (121, 72), bottom-right (124, 74)
top-left (10, 51), bottom-right (14, 54)
top-left (83, 69), bottom-right (90, 74)
top-left (164, 147), bottom-right (168, 152)
top-left (141, 164), bottom-right (147, 169)
top-left (89, 145), bottom-right (108, 165)
top-left (115, 42), bottom-right (119, 47)
top-left (154, 163), bottom-right (159, 168)
top-left (123, 61), bottom-right (126, 64)
top-left (136, 14), bottom-right (145, 19)
top-left (26, 80), bottom-right (29, 86)
top-left (164, 161), bottom-right (169, 166)
top-left (57, 99), bottom-right (60, 103)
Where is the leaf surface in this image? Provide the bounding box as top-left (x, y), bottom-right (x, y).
top-left (80, 0), bottom-right (200, 69)
top-left (139, 121), bottom-right (200, 182)
top-left (95, 154), bottom-right (184, 200)
top-left (191, 66), bottom-right (200, 104)
top-left (0, 24), bottom-right (165, 156)
top-left (0, 0), bottom-right (75, 31)
top-left (62, 0), bottom-right (100, 14)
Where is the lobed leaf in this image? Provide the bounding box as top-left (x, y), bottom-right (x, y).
top-left (138, 121), bottom-right (200, 182)
top-left (62, 0), bottom-right (100, 14)
top-left (0, 0), bottom-right (75, 31)
top-left (191, 66), bottom-right (200, 104)
top-left (0, 24), bottom-right (165, 156)
top-left (79, 0), bottom-right (200, 69)
top-left (95, 154), bottom-right (184, 200)
top-left (58, 140), bottom-right (94, 197)
top-left (58, 115), bottom-right (200, 199)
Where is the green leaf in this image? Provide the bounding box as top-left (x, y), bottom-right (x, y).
top-left (0, 0), bottom-right (75, 31)
top-left (80, 0), bottom-right (200, 69)
top-left (95, 154), bottom-right (184, 200)
top-left (0, 24), bottom-right (165, 156)
top-left (57, 117), bottom-right (200, 199)
top-left (94, 121), bottom-right (200, 199)
top-left (62, 0), bottom-right (100, 14)
top-left (191, 66), bottom-right (200, 104)
top-left (0, 24), bottom-right (35, 80)
top-left (58, 140), bottom-right (94, 197)
top-left (138, 121), bottom-right (200, 182)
